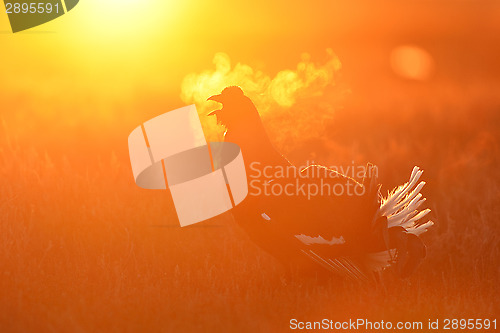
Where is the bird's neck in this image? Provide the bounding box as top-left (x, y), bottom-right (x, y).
top-left (224, 119), bottom-right (271, 152)
top-left (224, 119), bottom-right (290, 170)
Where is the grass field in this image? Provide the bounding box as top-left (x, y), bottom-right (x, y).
top-left (1, 1), bottom-right (500, 331)
top-left (1, 73), bottom-right (499, 332)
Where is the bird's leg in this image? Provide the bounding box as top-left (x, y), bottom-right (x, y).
top-left (387, 227), bottom-right (426, 278)
top-left (400, 233), bottom-right (427, 278)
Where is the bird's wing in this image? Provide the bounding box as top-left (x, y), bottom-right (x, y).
top-left (259, 163), bottom-right (379, 241)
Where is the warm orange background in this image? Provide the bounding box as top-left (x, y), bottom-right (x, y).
top-left (1, 1), bottom-right (499, 332)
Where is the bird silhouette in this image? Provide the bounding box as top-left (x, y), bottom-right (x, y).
top-left (208, 86), bottom-right (433, 282)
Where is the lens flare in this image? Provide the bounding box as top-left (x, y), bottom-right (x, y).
top-left (390, 45), bottom-right (434, 81)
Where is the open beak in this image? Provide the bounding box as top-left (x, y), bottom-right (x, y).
top-left (207, 94), bottom-right (222, 103)
top-left (207, 94), bottom-right (223, 116)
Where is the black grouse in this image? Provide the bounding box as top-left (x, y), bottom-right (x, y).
top-left (207, 86), bottom-right (433, 281)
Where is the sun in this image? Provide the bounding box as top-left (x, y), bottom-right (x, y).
top-left (65, 0), bottom-right (179, 42)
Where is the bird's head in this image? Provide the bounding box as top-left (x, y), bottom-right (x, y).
top-left (207, 86), bottom-right (260, 129)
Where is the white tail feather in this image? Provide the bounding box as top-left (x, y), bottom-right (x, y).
top-left (381, 167), bottom-right (433, 235)
top-left (363, 250), bottom-right (396, 272)
top-left (363, 166), bottom-right (434, 274)
top-left (297, 166), bottom-right (434, 280)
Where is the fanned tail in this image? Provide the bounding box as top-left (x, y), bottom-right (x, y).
top-left (295, 166), bottom-right (434, 281)
top-left (379, 166), bottom-right (434, 236)
top-left (364, 166), bottom-right (434, 274)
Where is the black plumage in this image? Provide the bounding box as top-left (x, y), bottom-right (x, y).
top-left (207, 86), bottom-right (432, 281)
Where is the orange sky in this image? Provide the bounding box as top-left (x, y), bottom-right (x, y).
top-left (0, 0), bottom-right (499, 151)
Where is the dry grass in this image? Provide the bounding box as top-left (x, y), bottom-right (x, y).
top-left (1, 79), bottom-right (499, 332)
